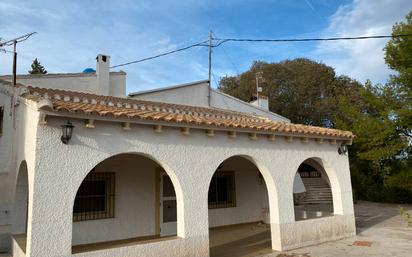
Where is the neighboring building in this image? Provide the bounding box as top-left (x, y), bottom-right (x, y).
top-left (0, 55), bottom-right (126, 97)
top-left (0, 55), bottom-right (356, 257)
top-left (129, 80), bottom-right (289, 123)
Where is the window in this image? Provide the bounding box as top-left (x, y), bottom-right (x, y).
top-left (208, 171), bottom-right (236, 209)
top-left (73, 172), bottom-right (115, 221)
top-left (0, 106), bottom-right (3, 136)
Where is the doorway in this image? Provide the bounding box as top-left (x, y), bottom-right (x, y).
top-left (159, 173), bottom-right (177, 236)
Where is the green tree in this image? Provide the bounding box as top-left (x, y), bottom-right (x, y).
top-left (218, 57), bottom-right (411, 203)
top-left (334, 81), bottom-right (407, 166)
top-left (28, 58), bottom-right (47, 74)
top-left (219, 58), bottom-right (362, 127)
top-left (384, 10), bottom-right (412, 140)
top-left (333, 11), bottom-right (412, 202)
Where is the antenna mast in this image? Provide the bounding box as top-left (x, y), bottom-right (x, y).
top-left (208, 30), bottom-right (212, 106)
top-left (0, 32), bottom-right (37, 85)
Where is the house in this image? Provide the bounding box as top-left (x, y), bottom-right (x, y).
top-left (128, 80), bottom-right (289, 123)
top-left (0, 55), bottom-right (356, 257)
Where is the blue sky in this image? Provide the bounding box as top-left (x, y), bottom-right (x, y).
top-left (1, 0), bottom-right (412, 93)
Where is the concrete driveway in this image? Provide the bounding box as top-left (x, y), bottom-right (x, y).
top-left (210, 201), bottom-right (412, 257)
top-left (280, 201), bottom-right (412, 257)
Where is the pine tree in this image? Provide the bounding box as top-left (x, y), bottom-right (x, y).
top-left (28, 58), bottom-right (47, 74)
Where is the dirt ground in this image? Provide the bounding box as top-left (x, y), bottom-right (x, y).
top-left (210, 201), bottom-right (412, 257)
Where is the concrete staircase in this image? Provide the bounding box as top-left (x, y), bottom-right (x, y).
top-left (301, 178), bottom-right (333, 204)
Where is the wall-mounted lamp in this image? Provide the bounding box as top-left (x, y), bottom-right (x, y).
top-left (338, 144), bottom-right (348, 155)
top-left (61, 121), bottom-right (75, 144)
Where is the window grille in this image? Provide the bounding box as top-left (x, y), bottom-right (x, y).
top-left (299, 171), bottom-right (321, 178)
top-left (298, 163), bottom-right (321, 178)
top-left (208, 171), bottom-right (236, 209)
top-left (73, 172), bottom-right (115, 221)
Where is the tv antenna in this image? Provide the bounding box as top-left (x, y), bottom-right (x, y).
top-left (0, 32), bottom-right (37, 85)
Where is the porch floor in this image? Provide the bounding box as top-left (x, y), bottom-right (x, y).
top-left (11, 234), bottom-right (178, 254)
top-left (209, 222), bottom-right (273, 257)
top-left (72, 235), bottom-right (178, 253)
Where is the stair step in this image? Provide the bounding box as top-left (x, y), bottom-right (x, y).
top-left (298, 178), bottom-right (333, 204)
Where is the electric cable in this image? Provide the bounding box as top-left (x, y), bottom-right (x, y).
top-left (110, 40), bottom-right (209, 68)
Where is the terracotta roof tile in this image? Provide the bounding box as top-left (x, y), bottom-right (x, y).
top-left (7, 81), bottom-right (353, 140)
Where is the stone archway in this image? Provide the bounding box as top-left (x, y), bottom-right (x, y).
top-left (207, 155), bottom-right (275, 257)
top-left (70, 153), bottom-right (182, 254)
top-left (12, 161), bottom-right (29, 253)
top-left (293, 158), bottom-right (334, 221)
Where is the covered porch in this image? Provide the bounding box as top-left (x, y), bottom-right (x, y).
top-left (13, 87), bottom-right (355, 257)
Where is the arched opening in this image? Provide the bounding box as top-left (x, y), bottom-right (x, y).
top-left (293, 158), bottom-right (334, 221)
top-left (71, 153), bottom-right (178, 253)
top-left (208, 156), bottom-right (272, 257)
top-left (12, 161), bottom-right (29, 253)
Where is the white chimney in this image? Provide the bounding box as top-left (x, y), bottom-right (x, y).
top-left (250, 95), bottom-right (269, 111)
top-left (96, 54), bottom-right (110, 95)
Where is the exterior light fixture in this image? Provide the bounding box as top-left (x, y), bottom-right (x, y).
top-left (338, 144), bottom-right (348, 155)
top-left (61, 121), bottom-right (75, 144)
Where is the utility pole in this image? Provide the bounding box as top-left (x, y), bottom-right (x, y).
top-left (0, 32), bottom-right (37, 86)
top-left (208, 30), bottom-right (212, 106)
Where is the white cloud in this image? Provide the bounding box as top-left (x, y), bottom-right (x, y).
top-left (315, 0), bottom-right (412, 84)
top-left (0, 0), bottom-right (210, 93)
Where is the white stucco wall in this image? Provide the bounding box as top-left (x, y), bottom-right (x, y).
top-left (11, 162), bottom-right (28, 235)
top-left (0, 91), bottom-right (14, 175)
top-left (210, 90), bottom-right (290, 122)
top-left (20, 115), bottom-right (354, 257)
top-left (293, 173), bottom-right (306, 193)
top-left (74, 154), bottom-right (270, 245)
top-left (72, 154), bottom-right (158, 245)
top-left (208, 157), bottom-right (264, 227)
top-left (0, 89), bottom-right (15, 250)
top-left (129, 82), bottom-right (290, 122)
top-left (130, 82), bottom-right (209, 106)
top-left (0, 84), bottom-right (41, 252)
top-left (0, 72), bottom-right (126, 97)
top-left (12, 237), bottom-right (26, 257)
top-left (109, 74), bottom-right (126, 97)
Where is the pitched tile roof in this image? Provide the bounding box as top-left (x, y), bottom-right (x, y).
top-left (3, 80), bottom-right (353, 140)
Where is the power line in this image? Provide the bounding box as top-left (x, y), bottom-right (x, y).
top-left (211, 34), bottom-right (412, 47)
top-left (109, 34), bottom-right (412, 69)
top-left (110, 40), bottom-right (209, 69)
top-left (211, 70), bottom-right (219, 88)
top-left (213, 31), bottom-right (240, 75)
top-left (0, 48), bottom-right (14, 54)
